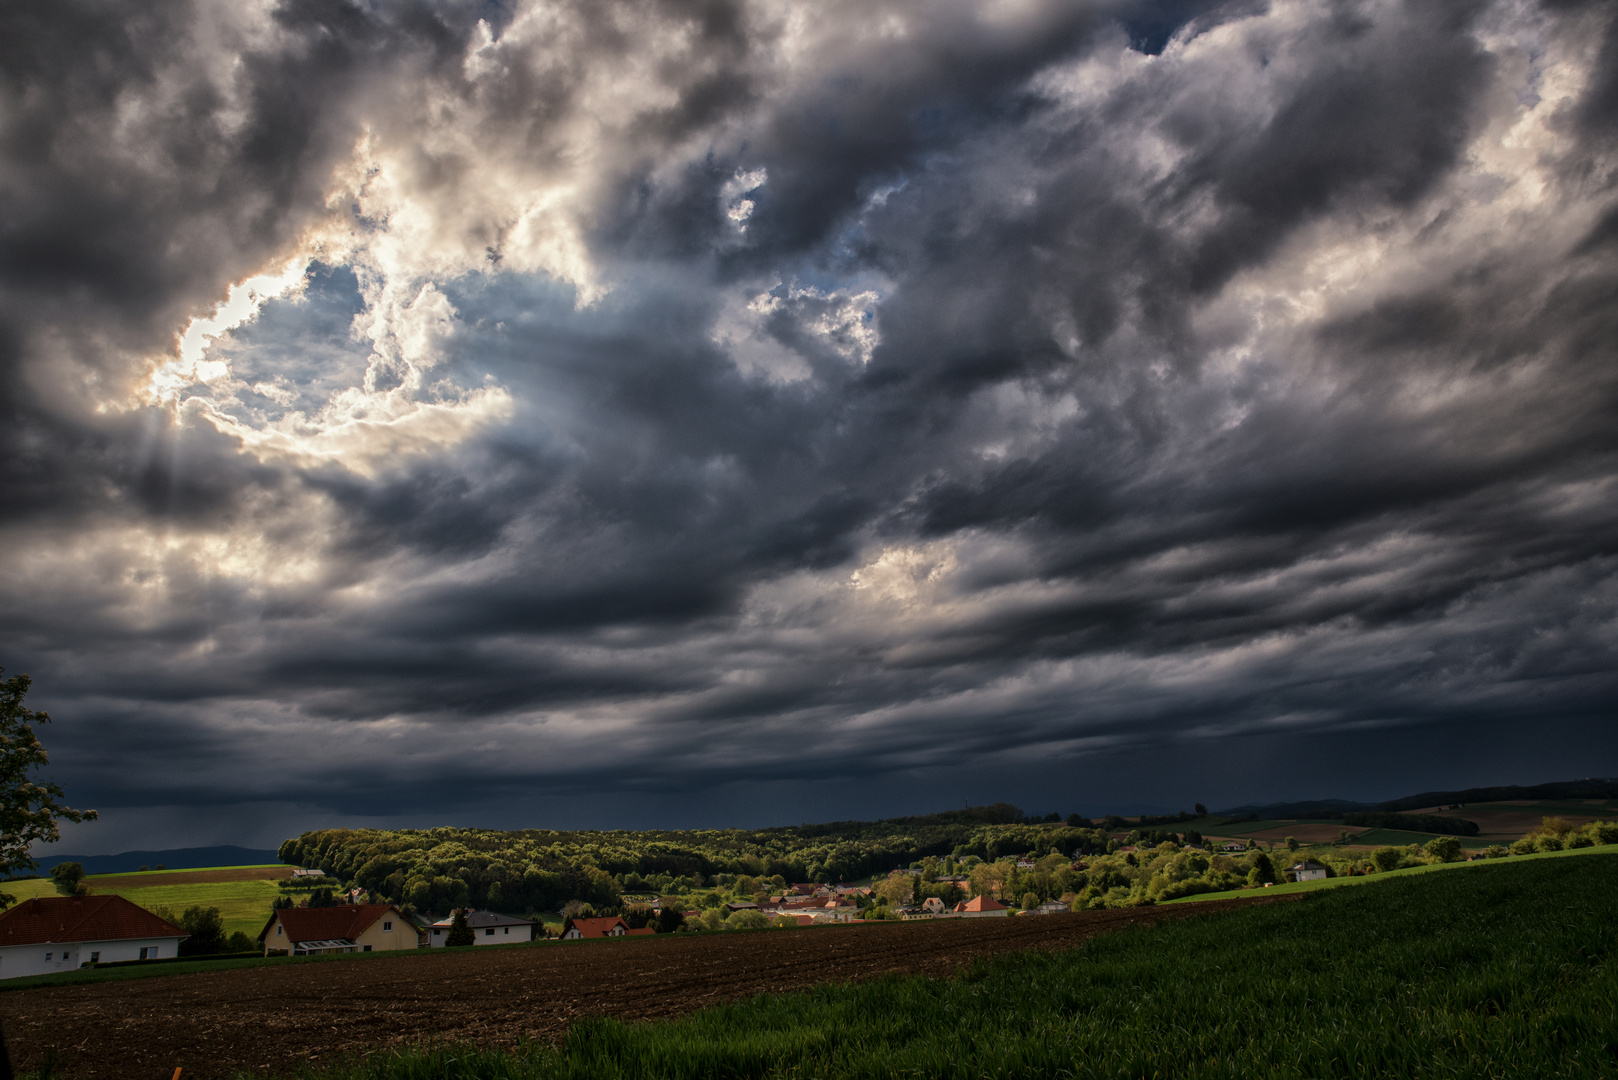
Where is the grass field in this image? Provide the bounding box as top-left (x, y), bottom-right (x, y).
top-left (2, 865), bottom-right (285, 938)
top-left (1163, 843), bottom-right (1607, 903)
top-left (267, 848), bottom-right (1618, 1080)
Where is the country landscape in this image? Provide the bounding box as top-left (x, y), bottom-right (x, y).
top-left (3, 779), bottom-right (1616, 1078)
top-left (4, 0), bottom-right (1618, 1077)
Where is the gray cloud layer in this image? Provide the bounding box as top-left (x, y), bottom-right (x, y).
top-left (3, 0), bottom-right (1616, 845)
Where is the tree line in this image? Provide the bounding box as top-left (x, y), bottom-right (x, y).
top-left (275, 806), bottom-right (1124, 917)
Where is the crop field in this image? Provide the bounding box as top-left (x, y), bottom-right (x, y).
top-left (292, 849), bottom-right (1618, 1080)
top-left (0, 896), bottom-right (1278, 1079)
top-left (1421, 799), bottom-right (1618, 840)
top-left (2, 866), bottom-right (286, 938)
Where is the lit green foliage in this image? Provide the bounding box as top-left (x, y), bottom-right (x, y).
top-left (282, 854), bottom-right (1618, 1080)
top-left (274, 805), bottom-right (1114, 917)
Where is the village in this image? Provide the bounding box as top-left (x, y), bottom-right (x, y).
top-left (0, 846), bottom-right (1334, 977)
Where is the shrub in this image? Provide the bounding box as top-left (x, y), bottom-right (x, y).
top-left (50, 861), bottom-right (86, 895)
top-left (1535, 834), bottom-right (1564, 853)
top-left (1371, 847), bottom-right (1403, 873)
top-left (726, 909), bottom-right (771, 930)
top-left (1481, 845), bottom-right (1510, 858)
top-left (1510, 838), bottom-right (1537, 855)
top-left (1424, 836), bottom-right (1464, 863)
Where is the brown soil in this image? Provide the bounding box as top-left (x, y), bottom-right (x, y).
top-left (2, 896), bottom-right (1289, 1079)
top-left (88, 867), bottom-right (289, 889)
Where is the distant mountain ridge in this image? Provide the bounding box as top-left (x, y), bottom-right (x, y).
top-left (1220, 778), bottom-right (1618, 820)
top-left (1377, 778), bottom-right (1618, 812)
top-left (22, 845), bottom-right (280, 877)
top-left (1214, 799), bottom-right (1375, 818)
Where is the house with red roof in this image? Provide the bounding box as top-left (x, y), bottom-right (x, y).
top-left (0, 895), bottom-right (186, 979)
top-left (560, 916), bottom-right (656, 940)
top-left (952, 895), bottom-right (1009, 918)
top-left (258, 903), bottom-right (422, 956)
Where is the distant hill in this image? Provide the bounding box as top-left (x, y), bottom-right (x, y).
top-left (23, 845), bottom-right (281, 877)
top-left (1219, 778), bottom-right (1618, 821)
top-left (1215, 799), bottom-right (1374, 819)
top-left (1377, 778), bottom-right (1618, 812)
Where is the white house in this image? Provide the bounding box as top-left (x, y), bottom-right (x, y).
top-left (0, 895), bottom-right (186, 980)
top-left (426, 909), bottom-right (535, 946)
top-left (1289, 860), bottom-right (1329, 882)
top-left (953, 895), bottom-right (1010, 918)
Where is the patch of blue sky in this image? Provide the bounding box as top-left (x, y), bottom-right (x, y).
top-left (204, 262), bottom-right (370, 420)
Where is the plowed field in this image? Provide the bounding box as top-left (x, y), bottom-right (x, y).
top-left (2, 896), bottom-right (1287, 1079)
top-left (88, 866), bottom-right (288, 890)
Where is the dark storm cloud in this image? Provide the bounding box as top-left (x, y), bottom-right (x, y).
top-left (3, 0), bottom-right (1617, 846)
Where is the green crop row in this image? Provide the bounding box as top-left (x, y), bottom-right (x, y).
top-left (262, 850), bottom-right (1618, 1080)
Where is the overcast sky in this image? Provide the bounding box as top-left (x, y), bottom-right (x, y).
top-left (5, 0), bottom-right (1616, 855)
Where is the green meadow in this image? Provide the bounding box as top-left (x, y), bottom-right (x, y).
top-left (272, 848), bottom-right (1618, 1080)
top-left (3, 866), bottom-right (284, 938)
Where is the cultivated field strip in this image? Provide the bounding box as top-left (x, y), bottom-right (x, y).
top-left (1, 897), bottom-right (1282, 1079)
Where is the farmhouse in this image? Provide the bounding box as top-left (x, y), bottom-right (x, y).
top-left (560, 916), bottom-right (655, 939)
top-left (426, 909), bottom-right (535, 946)
top-left (1221, 842), bottom-right (1249, 853)
top-left (0, 895), bottom-right (185, 980)
top-left (259, 904), bottom-right (422, 956)
top-left (953, 895), bottom-right (1009, 918)
top-left (1289, 860), bottom-right (1329, 882)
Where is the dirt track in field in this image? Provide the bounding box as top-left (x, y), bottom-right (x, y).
top-left (2, 896), bottom-right (1290, 1080)
top-left (88, 867), bottom-right (289, 889)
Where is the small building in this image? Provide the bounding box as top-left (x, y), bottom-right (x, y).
top-left (426, 909), bottom-right (535, 946)
top-left (953, 895), bottom-right (1010, 918)
top-left (560, 916), bottom-right (654, 940)
top-left (259, 904), bottom-right (422, 956)
top-left (289, 868), bottom-right (328, 879)
top-left (723, 901), bottom-right (759, 913)
top-left (1035, 899), bottom-right (1070, 915)
top-left (1221, 841), bottom-right (1249, 853)
top-left (1289, 860), bottom-right (1328, 882)
top-left (0, 896), bottom-right (186, 980)
top-left (920, 897), bottom-right (946, 915)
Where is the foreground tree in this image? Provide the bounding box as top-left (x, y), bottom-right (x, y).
top-left (0, 671), bottom-right (97, 909)
top-left (444, 908), bottom-right (475, 946)
top-left (175, 905), bottom-right (227, 956)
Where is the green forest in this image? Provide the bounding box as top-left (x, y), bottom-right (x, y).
top-left (277, 805), bottom-right (1124, 916)
top-left (278, 806), bottom-right (1618, 920)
